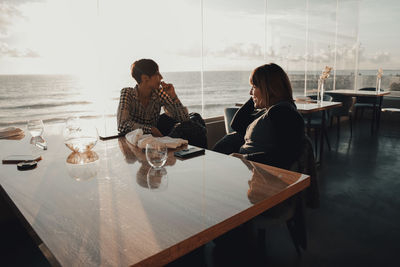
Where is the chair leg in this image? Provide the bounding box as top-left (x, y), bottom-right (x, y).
top-left (324, 128), bottom-right (331, 151)
top-left (286, 219), bottom-right (302, 256)
top-left (286, 197), bottom-right (307, 256)
top-left (355, 107), bottom-right (359, 120)
top-left (349, 115), bottom-right (353, 137)
top-left (336, 116), bottom-right (340, 138)
top-left (314, 129), bottom-right (319, 157)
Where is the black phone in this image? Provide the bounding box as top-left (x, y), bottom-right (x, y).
top-left (2, 155), bottom-right (42, 164)
top-left (174, 147), bottom-right (205, 159)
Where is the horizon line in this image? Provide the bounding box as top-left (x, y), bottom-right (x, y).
top-left (1, 68), bottom-right (400, 76)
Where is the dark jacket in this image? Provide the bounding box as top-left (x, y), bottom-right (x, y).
top-left (232, 97), bottom-right (305, 170)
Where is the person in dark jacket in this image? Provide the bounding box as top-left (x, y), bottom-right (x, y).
top-left (213, 63), bottom-right (305, 170)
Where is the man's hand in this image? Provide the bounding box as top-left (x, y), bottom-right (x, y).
top-left (161, 81), bottom-right (177, 99)
top-left (151, 127), bottom-right (163, 137)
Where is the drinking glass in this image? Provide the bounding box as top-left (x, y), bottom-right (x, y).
top-left (27, 119), bottom-right (44, 137)
top-left (63, 117), bottom-right (98, 153)
top-left (145, 142), bottom-right (168, 169)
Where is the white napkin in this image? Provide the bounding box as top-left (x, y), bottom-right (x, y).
top-left (125, 129), bottom-right (145, 145)
top-left (0, 127), bottom-right (24, 139)
top-left (125, 129), bottom-right (188, 149)
top-left (156, 136), bottom-right (188, 149)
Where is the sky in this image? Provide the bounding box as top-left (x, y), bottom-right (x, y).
top-left (0, 0), bottom-right (399, 75)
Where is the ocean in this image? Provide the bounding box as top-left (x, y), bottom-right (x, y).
top-left (1, 70), bottom-right (399, 127)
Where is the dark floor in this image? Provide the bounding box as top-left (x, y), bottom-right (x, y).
top-left (1, 117), bottom-right (399, 266)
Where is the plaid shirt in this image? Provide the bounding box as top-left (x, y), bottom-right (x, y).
top-left (117, 85), bottom-right (189, 134)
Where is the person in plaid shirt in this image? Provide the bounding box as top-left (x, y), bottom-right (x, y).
top-left (117, 59), bottom-right (189, 136)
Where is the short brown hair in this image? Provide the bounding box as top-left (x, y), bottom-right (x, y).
top-left (131, 59), bottom-right (159, 84)
top-left (250, 63), bottom-right (293, 107)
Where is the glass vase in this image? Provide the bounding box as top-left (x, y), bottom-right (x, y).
top-left (317, 79), bottom-right (325, 103)
top-left (376, 77), bottom-right (381, 94)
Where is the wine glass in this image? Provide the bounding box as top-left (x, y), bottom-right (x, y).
top-left (63, 117), bottom-right (98, 153)
top-left (27, 119), bottom-right (44, 137)
top-left (145, 142), bottom-right (167, 169)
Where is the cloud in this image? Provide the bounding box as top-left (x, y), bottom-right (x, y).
top-left (210, 43), bottom-right (263, 59)
top-left (0, 2), bottom-right (23, 37)
top-left (0, 2), bottom-right (41, 58)
top-left (369, 51), bottom-right (390, 63)
top-left (0, 42), bottom-right (40, 58)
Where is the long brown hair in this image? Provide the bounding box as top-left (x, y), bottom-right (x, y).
top-left (250, 63), bottom-right (294, 107)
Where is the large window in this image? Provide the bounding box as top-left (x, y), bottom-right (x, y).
top-left (358, 0), bottom-right (400, 95)
top-left (265, 0), bottom-right (307, 96)
top-left (201, 0), bottom-right (265, 117)
top-left (1, 0), bottom-right (399, 128)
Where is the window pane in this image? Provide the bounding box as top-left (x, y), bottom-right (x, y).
top-left (202, 0), bottom-right (266, 117)
top-left (335, 0), bottom-right (359, 90)
top-left (266, 0), bottom-right (307, 97)
top-left (358, 0), bottom-right (400, 95)
top-left (305, 0), bottom-right (337, 95)
top-left (0, 0), bottom-right (99, 127)
top-left (97, 0), bottom-right (202, 117)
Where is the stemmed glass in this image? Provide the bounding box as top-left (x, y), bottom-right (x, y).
top-left (27, 119), bottom-right (44, 137)
top-left (145, 142), bottom-right (168, 169)
top-left (27, 119), bottom-right (47, 149)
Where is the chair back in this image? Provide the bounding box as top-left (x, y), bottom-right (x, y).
top-left (328, 94), bottom-right (354, 117)
top-left (356, 87), bottom-right (383, 104)
top-left (359, 87), bottom-right (381, 91)
top-left (224, 107), bottom-right (239, 134)
top-left (305, 95), bottom-right (332, 124)
top-left (309, 94), bottom-right (333, 102)
top-left (289, 136), bottom-right (319, 209)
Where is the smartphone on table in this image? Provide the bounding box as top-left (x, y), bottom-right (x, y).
top-left (174, 147), bottom-right (205, 159)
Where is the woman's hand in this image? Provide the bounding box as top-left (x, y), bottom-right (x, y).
top-left (161, 81), bottom-right (177, 99)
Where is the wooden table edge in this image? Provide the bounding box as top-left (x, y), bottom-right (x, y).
top-left (134, 174), bottom-right (310, 266)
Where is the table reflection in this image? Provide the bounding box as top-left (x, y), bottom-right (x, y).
top-left (65, 150), bottom-right (99, 181)
top-left (118, 138), bottom-right (176, 191)
top-left (243, 160), bottom-right (289, 204)
top-left (30, 136), bottom-right (47, 150)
